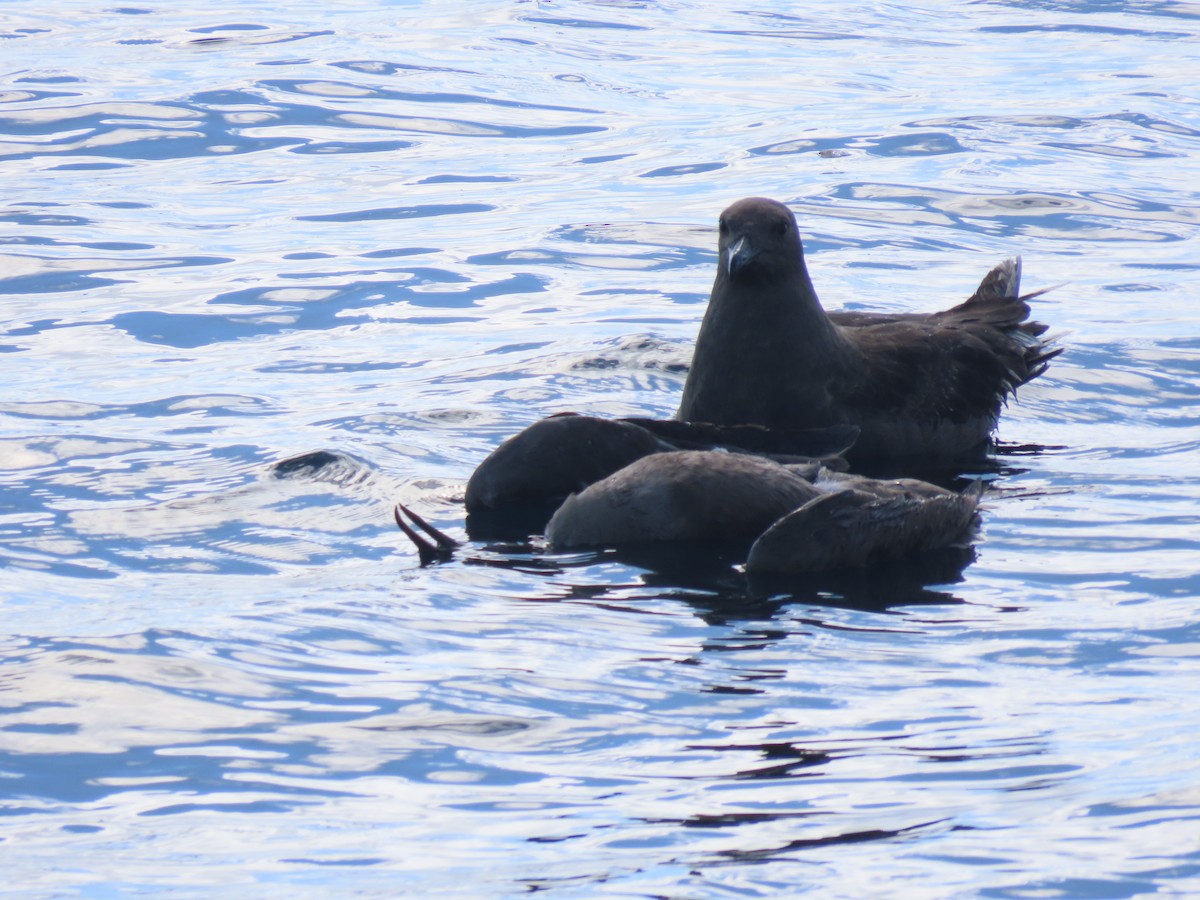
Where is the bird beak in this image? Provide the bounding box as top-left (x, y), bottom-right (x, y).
top-left (725, 235), bottom-right (755, 276)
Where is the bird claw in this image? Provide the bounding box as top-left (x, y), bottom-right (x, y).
top-left (394, 504), bottom-right (459, 566)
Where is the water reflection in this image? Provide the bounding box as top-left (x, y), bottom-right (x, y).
top-left (706, 819), bottom-right (950, 862)
top-left (400, 511), bottom-right (976, 618)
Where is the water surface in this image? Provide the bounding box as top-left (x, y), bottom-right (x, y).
top-left (2, 1), bottom-right (1200, 896)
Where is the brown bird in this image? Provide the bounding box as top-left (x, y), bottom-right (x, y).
top-left (464, 412), bottom-right (856, 512)
top-left (677, 197), bottom-right (1060, 459)
top-left (542, 450), bottom-right (981, 574)
top-left (399, 451), bottom-right (980, 574)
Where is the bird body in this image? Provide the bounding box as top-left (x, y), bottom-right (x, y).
top-left (543, 450), bottom-right (980, 573)
top-left (464, 412), bottom-right (855, 512)
top-left (677, 198), bottom-right (1059, 459)
top-left (544, 451), bottom-right (822, 547)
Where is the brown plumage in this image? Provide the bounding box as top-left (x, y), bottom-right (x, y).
top-left (677, 197), bottom-right (1060, 459)
top-left (545, 451), bottom-right (822, 547)
top-left (464, 412), bottom-right (856, 512)
top-left (745, 477), bottom-right (982, 574)
top-left (542, 450), bottom-right (981, 573)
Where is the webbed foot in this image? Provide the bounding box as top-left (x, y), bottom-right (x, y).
top-left (395, 504), bottom-right (459, 566)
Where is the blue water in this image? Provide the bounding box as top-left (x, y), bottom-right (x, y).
top-left (3, 1), bottom-right (1200, 896)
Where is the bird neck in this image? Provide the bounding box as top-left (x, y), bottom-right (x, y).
top-left (706, 264), bottom-right (848, 367)
top-left (678, 263), bottom-right (854, 429)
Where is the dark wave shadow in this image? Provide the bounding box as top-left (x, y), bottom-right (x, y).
top-left (705, 818), bottom-right (950, 864)
top-left (410, 533), bottom-right (976, 620)
top-left (844, 438), bottom-right (1065, 485)
top-left (619, 542), bottom-right (976, 621)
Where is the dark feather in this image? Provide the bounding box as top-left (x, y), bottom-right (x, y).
top-left (677, 198), bottom-right (1061, 460)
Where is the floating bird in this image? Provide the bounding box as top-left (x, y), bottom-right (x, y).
top-left (464, 411), bottom-right (856, 512)
top-left (544, 451), bottom-right (821, 547)
top-left (399, 451), bottom-right (981, 574)
top-left (544, 451), bottom-right (981, 574)
top-left (677, 197), bottom-right (1060, 459)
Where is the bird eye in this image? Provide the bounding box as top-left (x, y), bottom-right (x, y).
top-left (718, 218), bottom-right (728, 235)
top-left (772, 220), bottom-right (788, 236)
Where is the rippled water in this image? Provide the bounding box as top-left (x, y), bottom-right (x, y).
top-left (3, 1), bottom-right (1200, 896)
